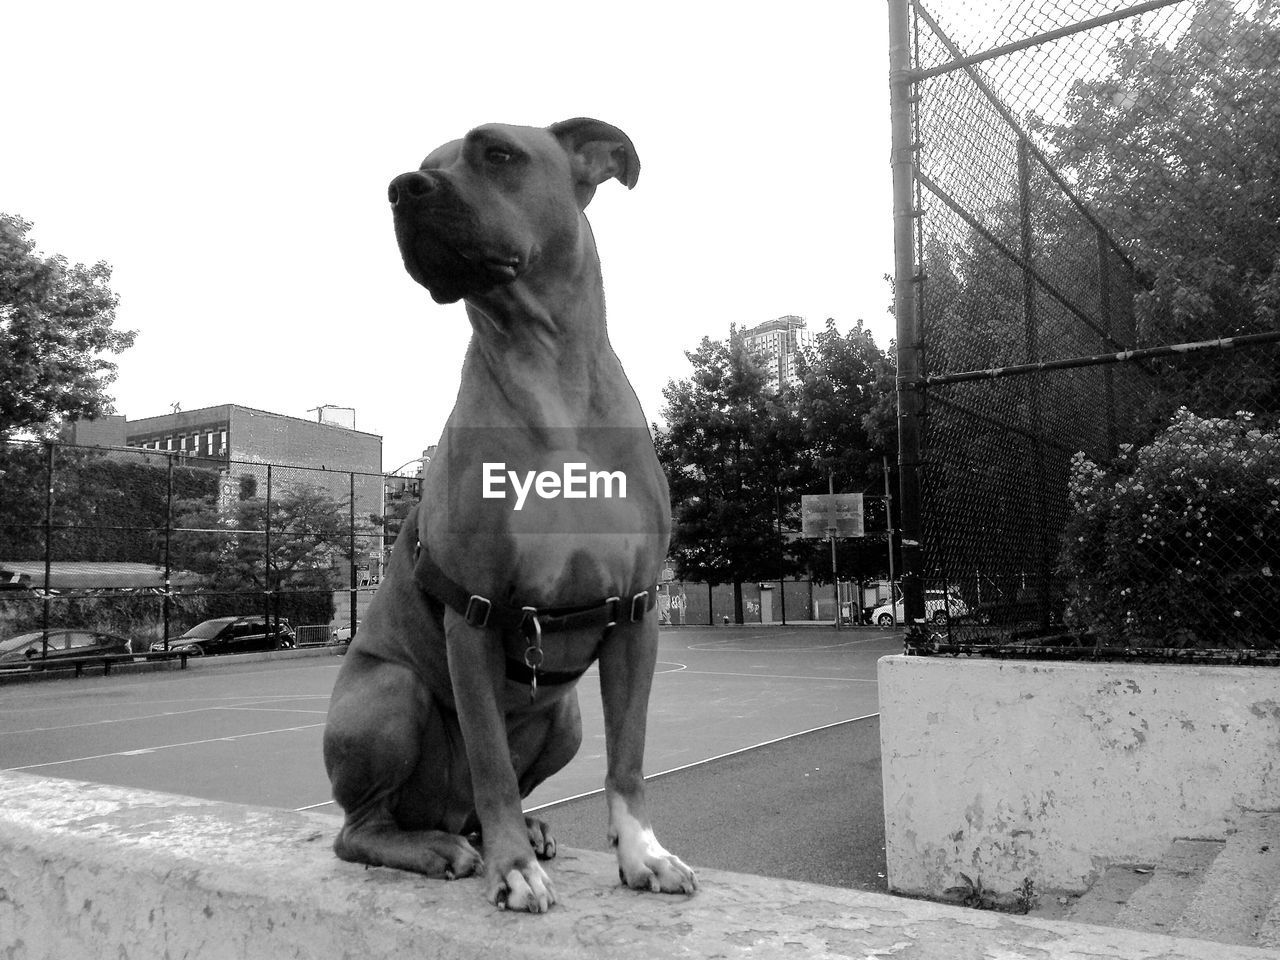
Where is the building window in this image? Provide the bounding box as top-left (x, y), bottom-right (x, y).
top-left (219, 430), bottom-right (228, 454)
top-left (207, 431), bottom-right (215, 453)
top-left (166, 437), bottom-right (174, 451)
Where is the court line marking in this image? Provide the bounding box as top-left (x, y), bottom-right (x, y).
top-left (684, 633), bottom-right (900, 651)
top-left (673, 669), bottom-right (877, 684)
top-left (525, 712), bottom-right (880, 813)
top-left (6, 722), bottom-right (325, 772)
top-left (220, 706), bottom-right (328, 715)
top-left (0, 697), bottom-right (329, 737)
top-left (297, 712), bottom-right (881, 815)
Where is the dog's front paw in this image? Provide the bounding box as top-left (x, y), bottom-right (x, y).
top-left (617, 832), bottom-right (698, 895)
top-left (486, 857), bottom-right (557, 913)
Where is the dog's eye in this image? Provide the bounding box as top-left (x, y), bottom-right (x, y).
top-left (485, 147), bottom-right (515, 165)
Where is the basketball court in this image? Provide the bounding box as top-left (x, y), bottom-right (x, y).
top-left (0, 626), bottom-right (897, 888)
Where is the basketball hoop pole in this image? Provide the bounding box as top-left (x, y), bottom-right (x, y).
top-left (829, 472), bottom-right (841, 630)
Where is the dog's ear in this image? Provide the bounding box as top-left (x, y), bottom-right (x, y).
top-left (549, 118), bottom-right (640, 209)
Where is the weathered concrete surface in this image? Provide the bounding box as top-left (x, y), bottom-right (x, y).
top-left (2, 772), bottom-right (1278, 959)
top-left (879, 656), bottom-right (1280, 899)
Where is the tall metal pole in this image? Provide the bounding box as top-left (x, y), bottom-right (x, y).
top-left (883, 454), bottom-right (897, 627)
top-left (829, 471), bottom-right (841, 630)
top-left (889, 0), bottom-right (925, 627)
top-left (1019, 141), bottom-right (1052, 633)
top-left (349, 472), bottom-right (358, 638)
top-left (163, 453), bottom-right (173, 646)
top-left (1097, 227), bottom-right (1119, 458)
top-left (264, 464), bottom-right (273, 634)
top-left (776, 485), bottom-right (787, 625)
top-left (41, 441), bottom-right (55, 654)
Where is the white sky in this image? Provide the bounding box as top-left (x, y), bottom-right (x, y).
top-left (4, 1), bottom-right (895, 473)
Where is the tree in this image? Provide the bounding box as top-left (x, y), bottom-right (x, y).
top-left (658, 320), bottom-right (897, 617)
top-left (170, 480), bottom-right (365, 625)
top-left (792, 319), bottom-right (899, 584)
top-left (656, 329), bottom-right (813, 622)
top-left (1037, 0), bottom-right (1280, 424)
top-left (0, 214), bottom-right (134, 438)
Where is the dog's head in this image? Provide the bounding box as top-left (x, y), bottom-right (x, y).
top-left (387, 119), bottom-right (639, 304)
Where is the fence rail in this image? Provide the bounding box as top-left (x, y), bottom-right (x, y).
top-left (889, 0), bottom-right (1280, 659)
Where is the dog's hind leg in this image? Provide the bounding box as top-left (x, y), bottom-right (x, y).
top-left (323, 655), bottom-right (482, 879)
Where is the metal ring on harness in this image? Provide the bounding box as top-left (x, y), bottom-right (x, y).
top-left (521, 607), bottom-right (544, 670)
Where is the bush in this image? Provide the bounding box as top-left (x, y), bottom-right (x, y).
top-left (1059, 408), bottom-right (1280, 649)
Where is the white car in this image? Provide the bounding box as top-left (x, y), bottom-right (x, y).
top-left (873, 590), bottom-right (968, 627)
top-left (329, 621), bottom-right (360, 644)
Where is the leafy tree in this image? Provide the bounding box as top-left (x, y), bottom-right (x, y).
top-left (656, 328), bottom-right (812, 622)
top-left (658, 321), bottom-right (898, 617)
top-left (793, 320), bottom-right (899, 584)
top-left (0, 443), bottom-right (218, 562)
top-left (1037, 0), bottom-right (1280, 423)
top-left (170, 480), bottom-right (364, 624)
top-left (0, 215), bottom-right (134, 438)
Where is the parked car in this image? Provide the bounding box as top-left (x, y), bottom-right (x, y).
top-left (0, 629), bottom-right (133, 668)
top-left (960, 585), bottom-right (1068, 630)
top-left (329, 621), bottom-right (360, 645)
top-left (150, 616), bottom-right (295, 657)
top-left (872, 590), bottom-right (969, 627)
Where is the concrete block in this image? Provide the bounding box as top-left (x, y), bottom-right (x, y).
top-left (879, 655), bottom-right (1280, 898)
top-left (3, 771), bottom-right (1280, 959)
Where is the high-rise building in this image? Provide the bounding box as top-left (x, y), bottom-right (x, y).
top-left (742, 315), bottom-right (813, 390)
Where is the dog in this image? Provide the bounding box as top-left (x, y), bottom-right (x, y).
top-left (322, 119), bottom-right (696, 913)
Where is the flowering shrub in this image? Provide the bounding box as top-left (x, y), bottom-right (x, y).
top-left (1059, 408), bottom-right (1280, 649)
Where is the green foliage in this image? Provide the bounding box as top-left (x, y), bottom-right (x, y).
top-left (657, 321), bottom-right (897, 604)
top-left (1039, 0), bottom-right (1280, 419)
top-left (797, 318), bottom-right (894, 474)
top-left (1059, 408), bottom-right (1280, 648)
top-left (0, 443), bottom-right (219, 562)
top-left (170, 480), bottom-right (361, 624)
top-left (657, 328), bottom-right (801, 600)
top-left (0, 215), bottom-right (135, 438)
top-left (794, 320), bottom-right (899, 581)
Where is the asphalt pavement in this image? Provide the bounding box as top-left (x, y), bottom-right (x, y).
top-left (0, 626), bottom-right (895, 894)
top-left (536, 714), bottom-right (887, 892)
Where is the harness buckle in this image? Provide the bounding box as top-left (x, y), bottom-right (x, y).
top-left (630, 590), bottom-right (649, 623)
top-left (604, 596), bottom-right (622, 629)
top-left (464, 595), bottom-right (492, 628)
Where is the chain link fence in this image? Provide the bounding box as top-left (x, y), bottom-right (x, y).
top-left (890, 0), bottom-right (1280, 659)
top-left (0, 439), bottom-right (400, 659)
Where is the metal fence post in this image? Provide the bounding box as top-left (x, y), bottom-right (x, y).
top-left (349, 471), bottom-right (357, 638)
top-left (164, 453), bottom-right (173, 645)
top-left (264, 464), bottom-right (273, 633)
top-left (1018, 140), bottom-right (1053, 631)
top-left (1097, 226), bottom-right (1118, 458)
top-left (41, 441), bottom-right (54, 651)
top-left (889, 0), bottom-right (925, 627)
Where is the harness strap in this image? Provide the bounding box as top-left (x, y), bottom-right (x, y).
top-left (412, 538), bottom-right (657, 635)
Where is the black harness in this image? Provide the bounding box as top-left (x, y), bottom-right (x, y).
top-left (413, 538), bottom-right (656, 697)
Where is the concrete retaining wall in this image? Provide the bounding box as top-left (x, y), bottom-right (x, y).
top-left (879, 655), bottom-right (1280, 899)
top-left (6, 771), bottom-right (1279, 959)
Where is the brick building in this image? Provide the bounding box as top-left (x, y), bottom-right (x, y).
top-left (124, 404), bottom-right (381, 474)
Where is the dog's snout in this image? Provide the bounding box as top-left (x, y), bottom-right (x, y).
top-left (388, 171), bottom-right (436, 207)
